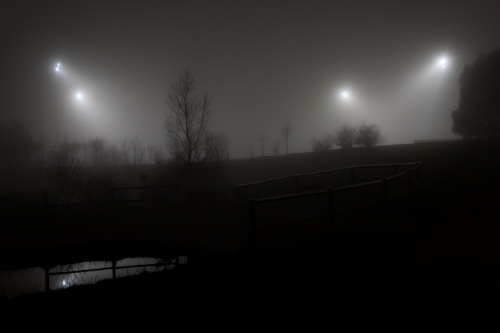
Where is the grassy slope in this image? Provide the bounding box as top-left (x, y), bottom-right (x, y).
top-left (2, 139), bottom-right (500, 321)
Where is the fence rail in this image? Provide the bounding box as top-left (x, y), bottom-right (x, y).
top-left (247, 161), bottom-right (423, 251)
top-left (45, 256), bottom-right (187, 292)
top-left (235, 162), bottom-right (421, 198)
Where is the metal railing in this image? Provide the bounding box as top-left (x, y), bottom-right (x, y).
top-left (246, 162), bottom-right (423, 251)
top-left (235, 162), bottom-right (422, 198)
top-left (44, 256), bottom-right (188, 292)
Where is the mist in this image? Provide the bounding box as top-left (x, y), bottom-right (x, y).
top-left (1, 0), bottom-right (498, 158)
top-left (3, 0), bottom-right (500, 316)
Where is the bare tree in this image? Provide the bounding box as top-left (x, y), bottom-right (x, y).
top-left (47, 138), bottom-right (85, 204)
top-left (311, 134), bottom-right (335, 152)
top-left (81, 139), bottom-right (89, 166)
top-left (130, 136), bottom-right (145, 165)
top-left (281, 119), bottom-right (292, 155)
top-left (259, 134), bottom-right (266, 157)
top-left (105, 145), bottom-right (121, 166)
top-left (147, 145), bottom-right (155, 164)
top-left (164, 69), bottom-right (211, 164)
top-left (204, 131), bottom-right (230, 163)
top-left (248, 144), bottom-right (255, 158)
top-left (272, 139), bottom-right (282, 156)
top-left (354, 123), bottom-right (382, 147)
top-left (334, 124), bottom-right (356, 149)
top-left (153, 147), bottom-right (164, 165)
top-left (90, 137), bottom-right (105, 166)
top-left (120, 138), bottom-right (132, 165)
top-left (33, 132), bottom-right (48, 167)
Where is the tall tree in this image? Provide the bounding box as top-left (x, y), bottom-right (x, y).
top-left (451, 48), bottom-right (500, 139)
top-left (259, 134), bottom-right (266, 157)
top-left (164, 69), bottom-right (211, 164)
top-left (281, 119), bottom-right (292, 155)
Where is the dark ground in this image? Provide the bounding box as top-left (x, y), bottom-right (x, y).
top-left (1, 139), bottom-right (500, 327)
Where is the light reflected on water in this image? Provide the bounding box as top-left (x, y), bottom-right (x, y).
top-left (0, 256), bottom-right (188, 299)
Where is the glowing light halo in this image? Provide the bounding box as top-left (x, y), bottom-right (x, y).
top-left (338, 88), bottom-right (352, 101)
top-left (437, 56), bottom-right (448, 69)
top-left (75, 91), bottom-right (83, 101)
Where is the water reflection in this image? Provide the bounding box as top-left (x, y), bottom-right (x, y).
top-left (0, 256), bottom-right (188, 299)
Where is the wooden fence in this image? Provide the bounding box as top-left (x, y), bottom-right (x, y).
top-left (242, 162), bottom-right (423, 251)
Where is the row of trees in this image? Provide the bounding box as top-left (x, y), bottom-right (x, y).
top-left (312, 123), bottom-right (383, 152)
top-left (162, 70), bottom-right (384, 159)
top-left (247, 120), bottom-right (292, 158)
top-left (40, 137), bottom-right (165, 167)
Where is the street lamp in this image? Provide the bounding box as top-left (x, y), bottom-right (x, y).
top-left (340, 89), bottom-right (351, 100)
top-left (437, 57), bottom-right (448, 70)
top-left (53, 61), bottom-right (64, 145)
top-left (75, 91), bottom-right (83, 101)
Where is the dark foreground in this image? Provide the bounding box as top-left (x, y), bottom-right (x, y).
top-left (2, 140), bottom-right (500, 327)
top-left (3, 188), bottom-right (500, 328)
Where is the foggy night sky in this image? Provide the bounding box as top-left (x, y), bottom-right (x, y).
top-left (1, 0), bottom-right (499, 158)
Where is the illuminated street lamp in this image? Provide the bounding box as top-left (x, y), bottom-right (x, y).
top-left (53, 61), bottom-right (64, 144)
top-left (437, 56), bottom-right (448, 70)
top-left (75, 91), bottom-right (83, 101)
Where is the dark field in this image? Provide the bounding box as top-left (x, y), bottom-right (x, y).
top-left (2, 139), bottom-right (500, 322)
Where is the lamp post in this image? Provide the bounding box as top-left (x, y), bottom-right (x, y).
top-left (53, 61), bottom-right (63, 145)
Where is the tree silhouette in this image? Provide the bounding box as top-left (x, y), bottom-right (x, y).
top-left (281, 119), bottom-right (292, 155)
top-left (259, 134), bottom-right (266, 156)
top-left (312, 134), bottom-right (335, 152)
top-left (451, 48), bottom-right (500, 140)
top-left (47, 138), bottom-right (84, 204)
top-left (334, 124), bottom-right (356, 149)
top-left (90, 137), bottom-right (105, 166)
top-left (164, 69), bottom-right (211, 164)
top-left (354, 123), bottom-right (382, 147)
top-left (204, 131), bottom-right (230, 163)
top-left (272, 139), bottom-right (282, 156)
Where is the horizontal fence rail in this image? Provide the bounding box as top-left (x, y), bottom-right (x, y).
top-left (45, 256), bottom-right (188, 292)
top-left (235, 162), bottom-right (421, 199)
top-left (246, 162), bottom-right (423, 251)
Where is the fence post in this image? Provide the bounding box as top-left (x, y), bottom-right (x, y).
top-left (393, 163), bottom-right (399, 175)
top-left (112, 260), bottom-right (117, 279)
top-left (249, 198), bottom-right (257, 252)
top-left (45, 267), bottom-right (50, 292)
